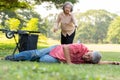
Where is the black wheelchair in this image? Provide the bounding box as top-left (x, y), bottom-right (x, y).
top-left (0, 29), bottom-right (40, 55)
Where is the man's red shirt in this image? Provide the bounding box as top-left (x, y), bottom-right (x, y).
top-left (50, 43), bottom-right (90, 64)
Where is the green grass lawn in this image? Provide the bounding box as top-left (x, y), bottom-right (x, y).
top-left (0, 60), bottom-right (120, 80)
top-left (0, 42), bottom-right (120, 80)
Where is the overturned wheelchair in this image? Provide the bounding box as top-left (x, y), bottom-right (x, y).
top-left (0, 29), bottom-right (40, 55)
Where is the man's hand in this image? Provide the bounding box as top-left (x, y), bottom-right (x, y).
top-left (111, 61), bottom-right (120, 65)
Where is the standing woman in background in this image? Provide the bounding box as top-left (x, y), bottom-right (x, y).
top-left (53, 1), bottom-right (78, 44)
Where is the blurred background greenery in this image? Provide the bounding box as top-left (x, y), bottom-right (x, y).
top-left (0, 0), bottom-right (120, 44)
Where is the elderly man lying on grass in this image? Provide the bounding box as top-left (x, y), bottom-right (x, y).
top-left (5, 43), bottom-right (120, 65)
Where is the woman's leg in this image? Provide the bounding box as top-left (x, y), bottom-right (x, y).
top-left (61, 30), bottom-right (76, 44)
top-left (61, 33), bottom-right (69, 44)
top-left (66, 30), bottom-right (75, 44)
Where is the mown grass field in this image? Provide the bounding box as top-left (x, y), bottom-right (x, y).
top-left (0, 34), bottom-right (120, 80)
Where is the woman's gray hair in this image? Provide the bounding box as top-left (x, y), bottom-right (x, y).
top-left (63, 1), bottom-right (73, 12)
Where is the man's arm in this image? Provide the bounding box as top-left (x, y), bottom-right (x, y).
top-left (63, 45), bottom-right (73, 64)
top-left (98, 61), bottom-right (120, 65)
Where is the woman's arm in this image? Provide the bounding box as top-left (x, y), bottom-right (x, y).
top-left (63, 45), bottom-right (73, 64)
top-left (53, 14), bottom-right (61, 32)
top-left (71, 13), bottom-right (78, 28)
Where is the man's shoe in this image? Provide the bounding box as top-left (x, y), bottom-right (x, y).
top-left (5, 55), bottom-right (15, 61)
top-left (5, 55), bottom-right (26, 61)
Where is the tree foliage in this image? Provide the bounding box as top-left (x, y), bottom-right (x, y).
top-left (0, 10), bottom-right (40, 30)
top-left (0, 0), bottom-right (78, 10)
top-left (75, 10), bottom-right (117, 43)
top-left (0, 10), bottom-right (17, 29)
top-left (0, 0), bottom-right (30, 10)
top-left (0, 0), bottom-right (78, 35)
top-left (106, 16), bottom-right (120, 43)
top-left (5, 18), bottom-right (20, 30)
top-left (22, 18), bottom-right (39, 31)
top-left (0, 9), bottom-right (51, 35)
